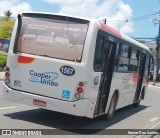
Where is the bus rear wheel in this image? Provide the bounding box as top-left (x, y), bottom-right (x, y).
top-left (133, 100), bottom-right (141, 107)
top-left (104, 93), bottom-right (117, 120)
top-left (133, 87), bottom-right (145, 107)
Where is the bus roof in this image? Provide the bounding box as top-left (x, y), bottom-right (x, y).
top-left (121, 33), bottom-right (151, 53)
top-left (100, 22), bottom-right (151, 54)
top-left (21, 12), bottom-right (95, 22)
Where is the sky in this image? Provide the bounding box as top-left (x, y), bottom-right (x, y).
top-left (0, 0), bottom-right (159, 41)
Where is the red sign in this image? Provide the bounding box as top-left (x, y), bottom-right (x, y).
top-left (33, 99), bottom-right (47, 107)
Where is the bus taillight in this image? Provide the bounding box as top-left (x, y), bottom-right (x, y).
top-left (5, 78), bottom-right (10, 84)
top-left (5, 72), bottom-right (10, 78)
top-left (75, 81), bottom-right (86, 99)
top-left (79, 82), bottom-right (84, 87)
top-left (77, 87), bottom-right (83, 93)
top-left (75, 93), bottom-right (81, 99)
top-left (6, 67), bottom-right (10, 71)
top-left (5, 67), bottom-right (10, 85)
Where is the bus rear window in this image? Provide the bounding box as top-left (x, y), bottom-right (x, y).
top-left (17, 15), bottom-right (89, 62)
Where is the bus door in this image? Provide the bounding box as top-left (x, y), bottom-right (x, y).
top-left (134, 53), bottom-right (146, 102)
top-left (94, 38), bottom-right (116, 116)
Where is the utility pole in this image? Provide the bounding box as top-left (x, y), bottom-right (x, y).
top-left (157, 19), bottom-right (160, 80)
top-left (153, 11), bottom-right (160, 85)
top-left (104, 18), bottom-right (107, 24)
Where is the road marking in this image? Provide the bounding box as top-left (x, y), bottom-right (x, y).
top-left (149, 117), bottom-right (159, 122)
top-left (0, 106), bottom-right (24, 110)
top-left (149, 121), bottom-right (160, 129)
top-left (135, 121), bottom-right (160, 138)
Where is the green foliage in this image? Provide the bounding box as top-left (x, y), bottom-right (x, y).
top-left (0, 19), bottom-right (15, 39)
top-left (4, 10), bottom-right (12, 21)
top-left (0, 53), bottom-right (7, 70)
top-left (0, 10), bottom-right (15, 39)
top-left (136, 40), bottom-right (145, 43)
top-left (2, 46), bottom-right (8, 53)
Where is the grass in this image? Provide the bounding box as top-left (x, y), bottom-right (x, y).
top-left (0, 51), bottom-right (7, 71)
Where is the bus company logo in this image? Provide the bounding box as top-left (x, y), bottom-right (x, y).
top-left (60, 65), bottom-right (75, 76)
top-left (29, 70), bottom-right (59, 87)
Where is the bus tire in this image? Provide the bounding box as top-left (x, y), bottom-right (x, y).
top-left (133, 94), bottom-right (142, 107)
top-left (105, 93), bottom-right (117, 120)
top-left (141, 87), bottom-right (145, 100)
top-left (133, 87), bottom-right (145, 107)
top-left (133, 100), bottom-right (141, 107)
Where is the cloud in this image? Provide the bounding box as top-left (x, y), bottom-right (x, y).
top-left (42, 0), bottom-right (134, 34)
top-left (0, 0), bottom-right (32, 17)
top-left (43, 0), bottom-right (83, 6)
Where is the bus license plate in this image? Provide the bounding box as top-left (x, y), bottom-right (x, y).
top-left (33, 99), bottom-right (47, 107)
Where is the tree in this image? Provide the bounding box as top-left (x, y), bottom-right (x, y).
top-left (136, 40), bottom-right (145, 43)
top-left (3, 10), bottom-right (12, 21)
top-left (0, 19), bottom-right (15, 39)
top-left (0, 10), bottom-right (15, 39)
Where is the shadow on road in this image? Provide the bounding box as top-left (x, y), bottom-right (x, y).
top-left (4, 104), bottom-right (149, 134)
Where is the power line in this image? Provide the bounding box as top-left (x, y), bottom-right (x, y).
top-left (102, 11), bottom-right (159, 24)
top-left (132, 13), bottom-right (154, 21)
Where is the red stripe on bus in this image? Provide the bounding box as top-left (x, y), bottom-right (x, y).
top-left (18, 56), bottom-right (35, 64)
top-left (133, 73), bottom-right (139, 85)
top-left (133, 74), bottom-right (148, 85)
top-left (100, 23), bottom-right (121, 37)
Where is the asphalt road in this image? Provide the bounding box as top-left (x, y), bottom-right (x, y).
top-left (0, 81), bottom-right (160, 137)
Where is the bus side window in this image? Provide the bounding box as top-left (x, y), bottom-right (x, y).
top-left (136, 50), bottom-right (140, 60)
top-left (114, 43), bottom-right (121, 70)
top-left (116, 43), bottom-right (129, 71)
top-left (94, 34), bottom-right (104, 72)
top-left (129, 48), bottom-right (139, 72)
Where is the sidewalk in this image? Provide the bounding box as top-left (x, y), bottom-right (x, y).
top-left (0, 72), bottom-right (5, 80)
top-left (148, 81), bottom-right (160, 87)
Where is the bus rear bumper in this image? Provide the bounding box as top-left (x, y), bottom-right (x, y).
top-left (3, 83), bottom-right (93, 118)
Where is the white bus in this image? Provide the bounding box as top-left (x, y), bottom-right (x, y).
top-left (3, 12), bottom-right (151, 120)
